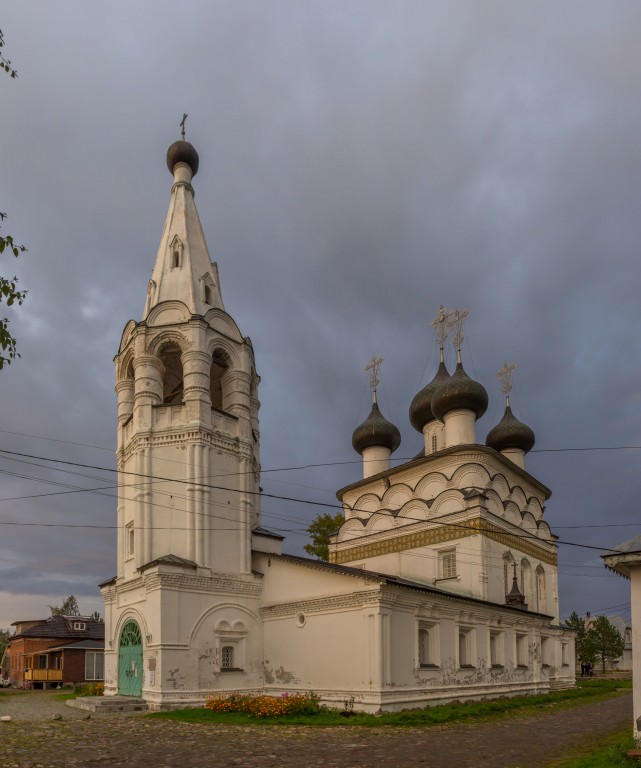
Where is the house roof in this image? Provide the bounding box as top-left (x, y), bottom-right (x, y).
top-left (12, 615), bottom-right (104, 641)
top-left (138, 553), bottom-right (198, 573)
top-left (43, 639), bottom-right (104, 653)
top-left (266, 552), bottom-right (555, 619)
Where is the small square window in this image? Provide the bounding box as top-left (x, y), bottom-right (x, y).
top-left (440, 549), bottom-right (457, 579)
top-left (73, 621), bottom-right (86, 631)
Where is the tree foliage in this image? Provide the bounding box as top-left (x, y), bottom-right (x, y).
top-left (0, 628), bottom-right (11, 663)
top-left (564, 611), bottom-right (626, 671)
top-left (0, 29), bottom-right (18, 78)
top-left (303, 512), bottom-right (344, 560)
top-left (563, 611), bottom-right (593, 663)
top-left (588, 615), bottom-right (625, 673)
top-left (49, 595), bottom-right (80, 617)
top-left (0, 31), bottom-right (26, 369)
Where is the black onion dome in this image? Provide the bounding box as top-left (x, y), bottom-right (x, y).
top-left (352, 402), bottom-right (401, 455)
top-left (486, 404), bottom-right (535, 453)
top-left (409, 361), bottom-right (451, 432)
top-left (167, 140), bottom-right (200, 176)
top-left (431, 362), bottom-right (488, 422)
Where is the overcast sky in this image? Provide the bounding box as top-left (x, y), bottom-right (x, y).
top-left (1, 1), bottom-right (640, 628)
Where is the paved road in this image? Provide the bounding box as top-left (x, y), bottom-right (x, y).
top-left (0, 690), bottom-right (632, 768)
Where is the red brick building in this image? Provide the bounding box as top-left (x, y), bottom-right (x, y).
top-left (4, 616), bottom-right (104, 688)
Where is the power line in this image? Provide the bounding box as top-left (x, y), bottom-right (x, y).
top-left (0, 448), bottom-right (633, 555)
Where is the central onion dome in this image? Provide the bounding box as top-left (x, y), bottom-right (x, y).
top-left (409, 360), bottom-right (451, 432)
top-left (167, 140), bottom-right (200, 176)
top-left (352, 402), bottom-right (401, 454)
top-left (486, 404), bottom-right (535, 453)
top-left (431, 362), bottom-right (488, 422)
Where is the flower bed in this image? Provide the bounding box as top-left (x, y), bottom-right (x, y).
top-left (204, 691), bottom-right (321, 718)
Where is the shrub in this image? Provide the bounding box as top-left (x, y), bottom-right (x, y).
top-left (204, 691), bottom-right (321, 718)
top-left (77, 682), bottom-right (104, 697)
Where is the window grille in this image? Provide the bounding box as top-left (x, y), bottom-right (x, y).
top-left (221, 645), bottom-right (234, 669)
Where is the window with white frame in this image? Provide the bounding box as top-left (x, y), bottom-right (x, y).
top-left (516, 633), bottom-right (528, 667)
top-left (490, 630), bottom-right (503, 667)
top-left (418, 621), bottom-right (438, 668)
top-left (216, 619), bottom-right (247, 672)
top-left (439, 549), bottom-right (457, 580)
top-left (459, 628), bottom-right (474, 667)
top-left (540, 636), bottom-right (551, 667)
top-left (561, 642), bottom-right (569, 666)
top-left (126, 522), bottom-right (135, 559)
top-left (85, 652), bottom-right (104, 680)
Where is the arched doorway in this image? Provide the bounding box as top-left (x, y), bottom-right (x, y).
top-left (118, 620), bottom-right (143, 696)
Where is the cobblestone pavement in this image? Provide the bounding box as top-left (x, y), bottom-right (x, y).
top-left (0, 690), bottom-right (632, 768)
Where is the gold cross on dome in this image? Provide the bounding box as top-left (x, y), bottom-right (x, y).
top-left (497, 361), bottom-right (516, 398)
top-left (430, 305), bottom-right (451, 348)
top-left (447, 308), bottom-right (469, 352)
top-left (365, 355), bottom-right (384, 396)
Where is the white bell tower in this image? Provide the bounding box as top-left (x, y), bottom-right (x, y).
top-left (101, 131), bottom-right (264, 707)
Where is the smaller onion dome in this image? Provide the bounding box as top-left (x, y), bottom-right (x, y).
top-left (167, 140), bottom-right (200, 176)
top-left (352, 402), bottom-right (401, 455)
top-left (409, 360), bottom-right (451, 432)
top-left (431, 362), bottom-right (488, 422)
top-left (486, 404), bottom-right (535, 453)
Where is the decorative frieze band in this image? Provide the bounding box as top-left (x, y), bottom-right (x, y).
top-left (330, 516), bottom-right (557, 566)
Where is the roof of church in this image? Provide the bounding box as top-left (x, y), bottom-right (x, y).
top-left (267, 552), bottom-right (555, 619)
top-left (337, 442), bottom-right (551, 500)
top-left (252, 526), bottom-right (286, 541)
top-left (138, 554), bottom-right (198, 573)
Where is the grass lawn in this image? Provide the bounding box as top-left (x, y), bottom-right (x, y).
top-left (149, 678), bottom-right (630, 728)
top-left (551, 728), bottom-right (637, 768)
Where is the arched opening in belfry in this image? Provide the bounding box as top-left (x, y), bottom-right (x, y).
top-left (210, 349), bottom-right (230, 411)
top-left (160, 344), bottom-right (184, 404)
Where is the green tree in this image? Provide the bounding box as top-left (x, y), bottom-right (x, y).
top-left (0, 30), bottom-right (26, 369)
top-left (563, 611), bottom-right (594, 663)
top-left (90, 611), bottom-right (102, 622)
top-left (586, 615), bottom-right (625, 673)
top-left (303, 512), bottom-right (344, 560)
top-left (0, 628), bottom-right (11, 662)
top-left (49, 595), bottom-right (80, 617)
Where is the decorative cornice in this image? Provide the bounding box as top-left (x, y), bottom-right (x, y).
top-left (331, 515), bottom-right (557, 566)
top-left (260, 589), bottom-right (382, 618)
top-left (142, 571), bottom-right (263, 597)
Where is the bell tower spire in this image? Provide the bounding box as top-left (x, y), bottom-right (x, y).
top-left (143, 125), bottom-right (224, 320)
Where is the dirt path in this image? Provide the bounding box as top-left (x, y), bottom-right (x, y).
top-left (0, 690), bottom-right (632, 768)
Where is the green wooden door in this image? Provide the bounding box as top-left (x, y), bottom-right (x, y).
top-left (118, 620), bottom-right (143, 696)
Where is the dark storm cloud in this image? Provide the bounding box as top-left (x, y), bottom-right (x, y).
top-left (1, 0), bottom-right (640, 624)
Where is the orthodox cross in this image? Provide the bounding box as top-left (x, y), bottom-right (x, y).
top-left (365, 355), bottom-right (384, 403)
top-left (497, 361), bottom-right (516, 404)
top-left (430, 305), bottom-right (451, 357)
top-left (180, 113), bottom-right (188, 141)
top-left (447, 308), bottom-right (469, 361)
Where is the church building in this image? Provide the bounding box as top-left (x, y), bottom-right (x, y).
top-left (99, 135), bottom-right (574, 711)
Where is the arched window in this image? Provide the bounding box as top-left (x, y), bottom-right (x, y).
top-left (503, 551), bottom-right (514, 596)
top-left (210, 350), bottom-right (230, 411)
top-left (204, 284), bottom-right (212, 305)
top-left (160, 344), bottom-right (184, 404)
top-left (536, 566), bottom-right (546, 613)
